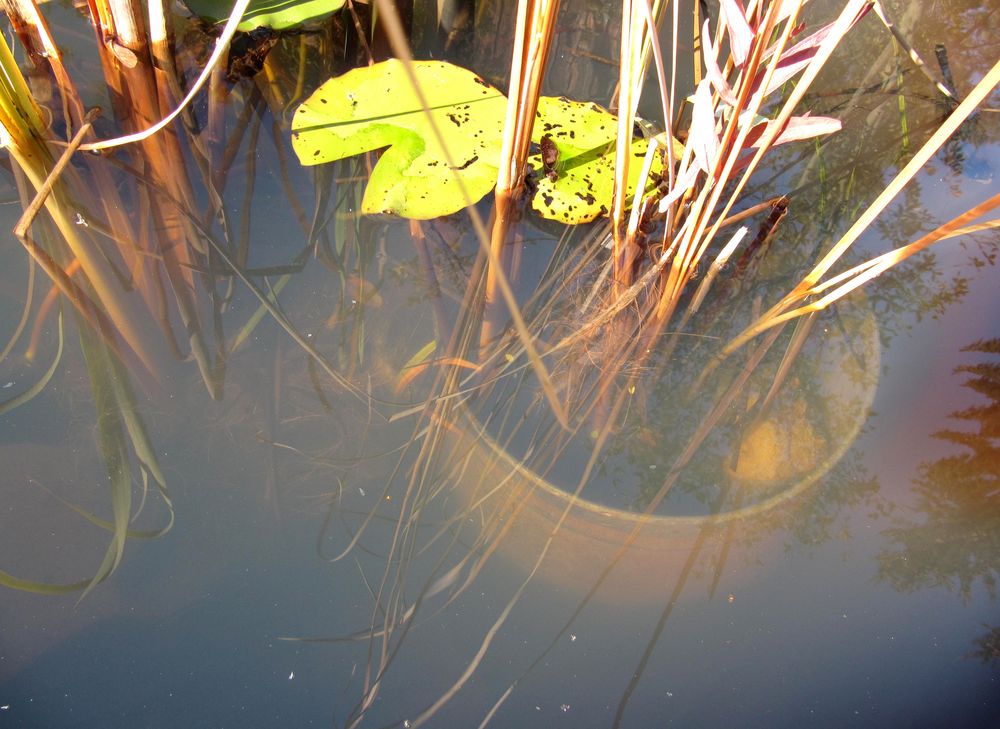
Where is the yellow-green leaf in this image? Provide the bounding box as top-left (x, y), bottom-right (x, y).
top-left (528, 96), bottom-right (666, 224)
top-left (291, 60), bottom-right (508, 219)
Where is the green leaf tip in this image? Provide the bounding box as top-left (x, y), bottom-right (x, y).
top-left (184, 0), bottom-right (345, 31)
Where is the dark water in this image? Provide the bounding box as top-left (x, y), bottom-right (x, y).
top-left (1, 1), bottom-right (999, 728)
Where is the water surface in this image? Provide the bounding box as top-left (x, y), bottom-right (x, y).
top-left (1, 1), bottom-right (999, 727)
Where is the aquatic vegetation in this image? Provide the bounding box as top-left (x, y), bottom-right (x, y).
top-left (185, 0), bottom-right (344, 31)
top-left (0, 0), bottom-right (997, 726)
top-left (292, 59), bottom-right (509, 218)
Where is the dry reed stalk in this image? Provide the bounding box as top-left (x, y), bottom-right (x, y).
top-left (872, 0), bottom-right (957, 102)
top-left (723, 56), bottom-right (1000, 356)
top-left (2, 98), bottom-right (164, 377)
top-left (2, 0), bottom-right (156, 300)
top-left (612, 0), bottom-right (674, 289)
top-left (610, 0), bottom-right (646, 284)
top-left (648, 0), bottom-right (873, 342)
top-left (365, 0), bottom-right (567, 426)
top-left (481, 0), bottom-right (558, 344)
top-left (653, 0), bottom-right (794, 325)
top-left (85, 0), bottom-right (228, 395)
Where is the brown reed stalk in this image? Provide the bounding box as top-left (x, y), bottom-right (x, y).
top-left (88, 0), bottom-right (227, 395)
top-left (722, 56), bottom-right (1000, 356)
top-left (481, 0), bottom-right (559, 342)
top-left (1, 33), bottom-right (169, 376)
top-left (367, 0), bottom-right (567, 427)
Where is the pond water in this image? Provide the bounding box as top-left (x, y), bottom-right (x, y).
top-left (1, 1), bottom-right (999, 727)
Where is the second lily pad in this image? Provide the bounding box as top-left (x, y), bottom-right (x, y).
top-left (528, 96), bottom-right (666, 224)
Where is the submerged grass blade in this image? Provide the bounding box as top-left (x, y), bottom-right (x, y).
top-left (75, 319), bottom-right (133, 601)
top-left (0, 254), bottom-right (34, 363)
top-left (0, 309), bottom-right (64, 417)
top-left (26, 477), bottom-right (172, 539)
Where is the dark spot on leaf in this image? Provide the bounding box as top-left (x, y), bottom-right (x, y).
top-left (540, 135), bottom-right (559, 168)
top-left (542, 192), bottom-right (554, 207)
top-left (474, 75), bottom-right (489, 86)
top-left (454, 155), bottom-right (479, 170)
top-left (575, 191), bottom-right (596, 205)
top-left (600, 205), bottom-right (609, 215)
top-left (447, 113), bottom-right (461, 127)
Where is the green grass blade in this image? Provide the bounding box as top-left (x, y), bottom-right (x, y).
top-left (0, 570), bottom-right (92, 595)
top-left (76, 321), bottom-right (133, 601)
top-left (0, 309), bottom-right (63, 416)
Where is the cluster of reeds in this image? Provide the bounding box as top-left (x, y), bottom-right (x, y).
top-left (351, 0), bottom-right (1000, 533)
top-left (334, 1), bottom-right (999, 725)
top-left (483, 0), bottom-right (998, 415)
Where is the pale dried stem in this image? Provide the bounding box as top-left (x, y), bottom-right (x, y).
top-left (873, 0), bottom-right (957, 101)
top-left (9, 110), bottom-right (164, 378)
top-left (482, 0), bottom-right (559, 347)
top-left (723, 56), bottom-right (1000, 356)
top-left (656, 0), bottom-right (793, 324)
top-left (610, 0), bottom-right (645, 284)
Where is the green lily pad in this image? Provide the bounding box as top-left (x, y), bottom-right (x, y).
top-left (528, 96), bottom-right (665, 224)
top-left (184, 0), bottom-right (344, 32)
top-left (291, 59), bottom-right (508, 219)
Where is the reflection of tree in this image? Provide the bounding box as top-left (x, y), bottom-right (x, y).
top-left (878, 339), bottom-right (1000, 602)
top-left (968, 624), bottom-right (1000, 667)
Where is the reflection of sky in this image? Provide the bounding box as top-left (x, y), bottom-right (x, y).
top-left (863, 142), bottom-right (1000, 504)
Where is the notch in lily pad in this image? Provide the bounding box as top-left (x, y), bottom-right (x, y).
top-left (184, 0), bottom-right (344, 31)
top-left (291, 59), bottom-right (508, 219)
